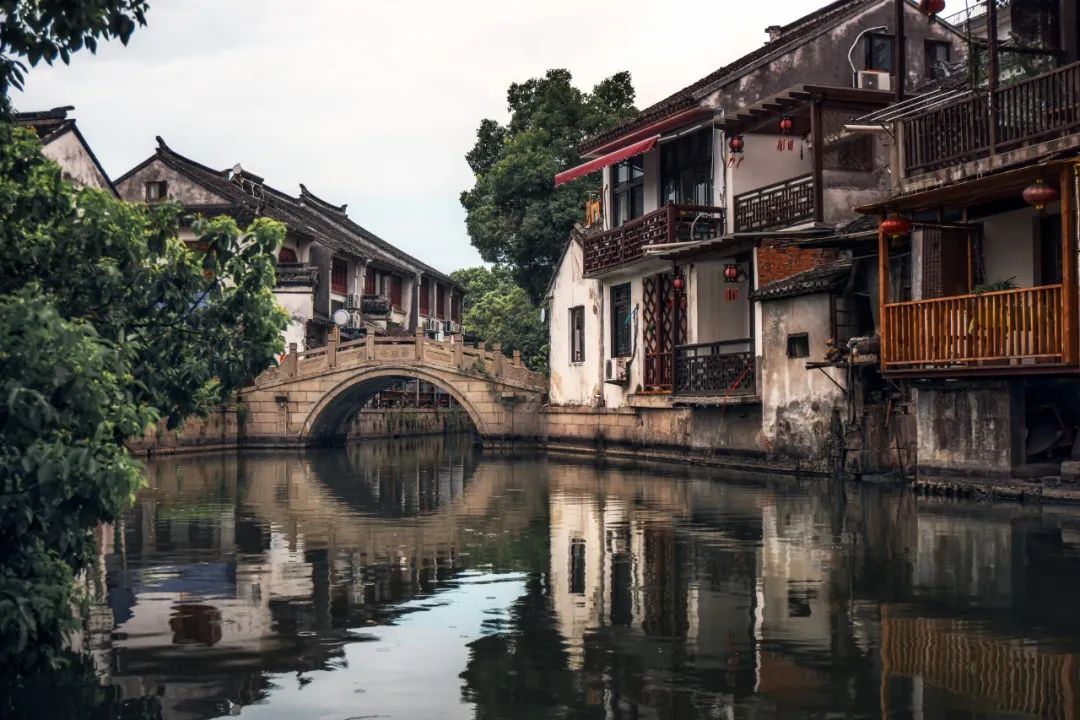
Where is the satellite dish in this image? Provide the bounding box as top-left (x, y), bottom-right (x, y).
top-left (232, 163), bottom-right (243, 177)
top-left (332, 309), bottom-right (351, 327)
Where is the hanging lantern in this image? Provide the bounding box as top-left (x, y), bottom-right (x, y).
top-left (672, 275), bottom-right (684, 291)
top-left (880, 215), bottom-right (912, 238)
top-left (1023, 179), bottom-right (1059, 211)
top-left (728, 135), bottom-right (744, 154)
top-left (724, 264), bottom-right (740, 283)
top-left (779, 116), bottom-right (794, 135)
top-left (918, 0), bottom-right (946, 16)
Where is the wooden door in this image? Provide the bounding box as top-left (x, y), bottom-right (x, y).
top-left (642, 272), bottom-right (686, 392)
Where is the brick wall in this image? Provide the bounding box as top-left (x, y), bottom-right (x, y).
top-left (756, 241), bottom-right (838, 288)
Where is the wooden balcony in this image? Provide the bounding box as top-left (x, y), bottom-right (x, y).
top-left (882, 284), bottom-right (1070, 374)
top-left (674, 340), bottom-right (756, 396)
top-left (733, 174), bottom-right (815, 233)
top-left (582, 204), bottom-right (724, 277)
top-left (902, 60), bottom-right (1080, 176)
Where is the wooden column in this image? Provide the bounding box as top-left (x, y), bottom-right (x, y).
top-left (987, 0), bottom-right (1000, 153)
top-left (1062, 164), bottom-right (1078, 365)
top-left (811, 100), bottom-right (825, 223)
top-left (878, 227), bottom-right (890, 366)
top-left (894, 0), bottom-right (906, 102)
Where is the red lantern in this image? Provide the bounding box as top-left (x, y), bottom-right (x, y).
top-left (880, 215), bottom-right (912, 238)
top-left (728, 135), bottom-right (744, 154)
top-left (918, 0), bottom-right (946, 16)
top-left (779, 116), bottom-right (794, 135)
top-left (672, 275), bottom-right (684, 291)
top-left (724, 264), bottom-right (740, 283)
top-left (1023, 179), bottom-right (1059, 211)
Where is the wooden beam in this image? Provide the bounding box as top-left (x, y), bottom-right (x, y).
top-left (811, 100), bottom-right (825, 223)
top-left (1062, 164), bottom-right (1078, 365)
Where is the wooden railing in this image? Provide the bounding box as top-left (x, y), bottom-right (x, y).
top-left (673, 340), bottom-right (756, 396)
top-left (582, 204), bottom-right (724, 277)
top-left (733, 174), bottom-right (815, 232)
top-left (882, 284), bottom-right (1064, 372)
top-left (903, 60), bottom-right (1080, 176)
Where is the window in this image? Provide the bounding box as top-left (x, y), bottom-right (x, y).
top-left (144, 180), bottom-right (167, 202)
top-left (419, 277), bottom-right (431, 315)
top-left (330, 258), bottom-right (348, 295)
top-left (569, 306), bottom-right (585, 363)
top-left (277, 247), bottom-right (298, 263)
top-left (389, 275), bottom-right (403, 309)
top-left (436, 283), bottom-right (447, 319)
top-left (612, 156), bottom-right (645, 227)
top-left (451, 296), bottom-right (462, 323)
top-left (786, 333), bottom-right (810, 359)
top-left (365, 270), bottom-right (376, 295)
top-left (661, 129), bottom-right (712, 206)
top-left (611, 283), bottom-right (632, 358)
top-left (924, 40), bottom-right (952, 79)
top-left (569, 539), bottom-right (586, 595)
top-left (864, 33), bottom-right (895, 73)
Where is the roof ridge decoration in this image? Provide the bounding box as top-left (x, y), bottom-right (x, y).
top-left (299, 183), bottom-right (348, 214)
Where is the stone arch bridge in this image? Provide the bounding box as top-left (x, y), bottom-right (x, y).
top-left (240, 332), bottom-right (547, 446)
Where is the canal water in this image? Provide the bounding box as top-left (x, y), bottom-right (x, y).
top-left (14, 436), bottom-right (1080, 719)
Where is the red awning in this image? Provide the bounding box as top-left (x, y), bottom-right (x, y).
top-left (554, 135), bottom-right (659, 187)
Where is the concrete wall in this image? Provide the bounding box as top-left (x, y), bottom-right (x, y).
top-left (275, 287), bottom-right (314, 350)
top-left (729, 132), bottom-right (814, 197)
top-left (42, 129), bottom-right (112, 191)
top-left (115, 157), bottom-right (226, 206)
top-left (129, 408), bottom-right (241, 456)
top-left (914, 382), bottom-right (1025, 477)
top-left (689, 259), bottom-right (752, 345)
top-left (981, 204), bottom-right (1057, 289)
top-left (760, 293), bottom-right (846, 462)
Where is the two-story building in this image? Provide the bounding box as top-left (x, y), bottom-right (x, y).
top-left (115, 138), bottom-right (463, 352)
top-left (546, 0), bottom-right (962, 467)
top-left (13, 105), bottom-right (116, 193)
top-left (848, 0), bottom-right (1080, 480)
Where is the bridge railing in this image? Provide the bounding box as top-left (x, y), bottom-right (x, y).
top-left (268, 330), bottom-right (545, 389)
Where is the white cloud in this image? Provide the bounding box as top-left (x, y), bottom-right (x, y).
top-left (15, 0), bottom-right (826, 274)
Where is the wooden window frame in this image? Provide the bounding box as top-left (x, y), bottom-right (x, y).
top-left (611, 283), bottom-right (632, 358)
top-left (144, 180), bottom-right (167, 202)
top-left (569, 306), bottom-right (585, 364)
top-left (865, 32), bottom-right (895, 74)
top-left (924, 39), bottom-right (952, 79)
top-left (419, 277), bottom-right (431, 316)
top-left (389, 275), bottom-right (403, 310)
top-left (330, 258), bottom-right (348, 295)
top-left (612, 156), bottom-right (645, 228)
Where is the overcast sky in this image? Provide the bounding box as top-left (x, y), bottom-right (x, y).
top-left (16, 0), bottom-right (826, 273)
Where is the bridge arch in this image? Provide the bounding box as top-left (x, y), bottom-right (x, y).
top-left (302, 364), bottom-right (492, 443)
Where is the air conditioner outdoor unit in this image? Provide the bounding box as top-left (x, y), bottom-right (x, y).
top-left (346, 311), bottom-right (363, 329)
top-left (857, 70), bottom-right (892, 92)
top-left (444, 320), bottom-right (460, 334)
top-left (604, 358), bottom-right (629, 385)
top-left (344, 293), bottom-right (361, 310)
top-left (426, 318), bottom-right (442, 333)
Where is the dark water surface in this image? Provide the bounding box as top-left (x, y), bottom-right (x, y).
top-left (20, 436), bottom-right (1080, 718)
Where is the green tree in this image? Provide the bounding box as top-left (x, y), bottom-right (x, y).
top-left (451, 266), bottom-right (548, 373)
top-left (460, 69), bottom-right (636, 302)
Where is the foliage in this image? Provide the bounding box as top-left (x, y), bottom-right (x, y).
top-left (0, 120), bottom-right (287, 680)
top-left (973, 276), bottom-right (1017, 294)
top-left (0, 0), bottom-right (149, 93)
top-left (460, 69), bottom-right (637, 302)
top-left (451, 266), bottom-right (548, 373)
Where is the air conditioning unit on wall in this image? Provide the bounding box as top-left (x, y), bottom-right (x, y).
top-left (345, 293), bottom-right (361, 310)
top-left (857, 70), bottom-right (892, 92)
top-left (605, 358), bottom-right (629, 385)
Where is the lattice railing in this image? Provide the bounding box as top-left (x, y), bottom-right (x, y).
top-left (582, 205), bottom-right (724, 277)
top-left (673, 340), bottom-right (756, 396)
top-left (733, 174), bottom-right (815, 233)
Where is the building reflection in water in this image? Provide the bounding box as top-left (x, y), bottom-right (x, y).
top-left (32, 438), bottom-right (1080, 719)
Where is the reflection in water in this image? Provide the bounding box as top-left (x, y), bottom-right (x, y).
top-left (7, 435), bottom-right (1080, 719)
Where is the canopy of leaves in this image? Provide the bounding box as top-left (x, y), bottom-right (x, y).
top-left (451, 266), bottom-right (548, 373)
top-left (460, 69), bottom-right (636, 303)
top-left (0, 0), bottom-right (149, 92)
top-left (0, 121), bottom-right (287, 681)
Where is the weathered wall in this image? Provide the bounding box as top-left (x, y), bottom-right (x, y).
top-left (541, 403), bottom-right (762, 457)
top-left (548, 240), bottom-right (605, 405)
top-left (981, 204), bottom-right (1056, 288)
top-left (129, 408), bottom-right (241, 456)
top-left (42, 129), bottom-right (112, 190)
top-left (914, 382), bottom-right (1025, 477)
top-left (760, 293), bottom-right (846, 462)
top-left (689, 259), bottom-right (752, 345)
top-left (115, 157), bottom-right (226, 206)
top-left (729, 132), bottom-right (814, 196)
top-left (757, 241), bottom-right (839, 287)
top-left (275, 288), bottom-right (314, 350)
top-left (347, 408), bottom-right (473, 439)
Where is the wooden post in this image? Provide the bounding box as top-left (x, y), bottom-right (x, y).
top-left (492, 342), bottom-right (503, 378)
top-left (365, 331), bottom-right (375, 361)
top-left (878, 227), bottom-right (890, 366)
top-left (1062, 164), bottom-right (1078, 365)
top-left (286, 342), bottom-right (298, 377)
top-left (987, 0), bottom-right (999, 154)
top-left (811, 100), bottom-right (825, 223)
top-left (415, 328), bottom-right (424, 362)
